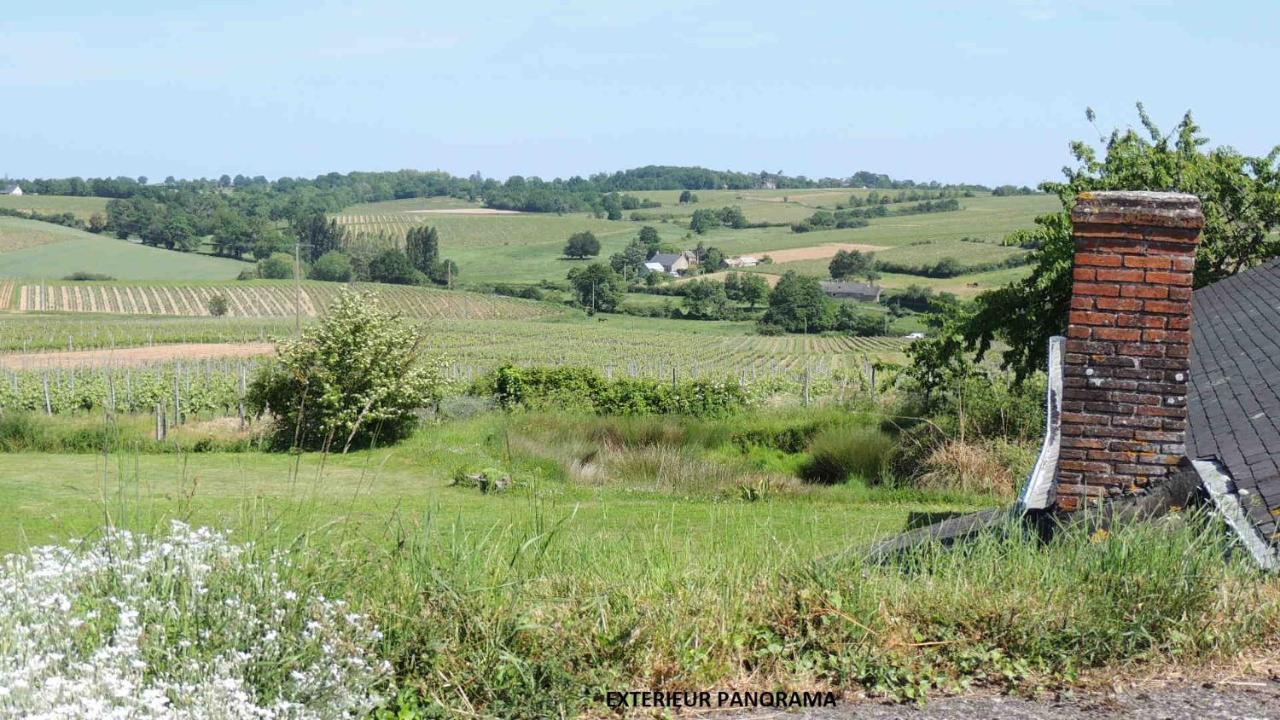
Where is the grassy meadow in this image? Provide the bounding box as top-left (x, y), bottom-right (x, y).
top-left (334, 191), bottom-right (1058, 291)
top-left (0, 216), bottom-right (250, 280)
top-left (2, 407), bottom-right (1275, 717)
top-left (0, 193), bottom-right (109, 221)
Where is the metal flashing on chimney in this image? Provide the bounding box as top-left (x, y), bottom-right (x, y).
top-left (1193, 459), bottom-right (1280, 570)
top-left (1017, 336), bottom-right (1065, 512)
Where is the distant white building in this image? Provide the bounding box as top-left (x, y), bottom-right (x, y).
top-left (724, 255), bottom-right (759, 268)
top-left (2, 184), bottom-right (22, 196)
top-left (643, 261), bottom-right (665, 274)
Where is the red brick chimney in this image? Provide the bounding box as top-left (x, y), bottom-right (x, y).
top-left (1055, 191), bottom-right (1203, 512)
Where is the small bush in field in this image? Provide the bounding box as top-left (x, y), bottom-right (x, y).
top-left (248, 289), bottom-right (445, 451)
top-left (800, 426), bottom-right (894, 484)
top-left (207, 293), bottom-right (229, 316)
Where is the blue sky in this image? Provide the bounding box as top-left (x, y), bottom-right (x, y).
top-left (3, 1), bottom-right (1277, 185)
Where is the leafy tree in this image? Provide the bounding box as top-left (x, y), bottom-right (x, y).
top-left (702, 247), bottom-right (725, 272)
top-left (369, 248), bottom-right (422, 285)
top-left (678, 190), bottom-right (698, 204)
top-left (251, 226), bottom-right (291, 260)
top-left (564, 231), bottom-right (601, 259)
top-left (912, 104), bottom-right (1280, 384)
top-left (738, 274), bottom-right (770, 308)
top-left (760, 271), bottom-right (834, 333)
top-left (609, 239), bottom-right (650, 280)
top-left (833, 304), bottom-right (885, 336)
top-left (257, 252), bottom-right (295, 279)
top-left (430, 258), bottom-right (459, 287)
top-left (689, 208), bottom-right (721, 234)
top-left (405, 225), bottom-right (440, 275)
top-left (290, 211), bottom-right (346, 262)
top-left (602, 193), bottom-right (623, 221)
top-left (87, 213), bottom-right (107, 234)
top-left (566, 263), bottom-right (624, 313)
top-left (638, 225), bottom-right (661, 253)
top-left (207, 294), bottom-right (229, 317)
top-left (828, 249), bottom-right (875, 280)
top-left (717, 206), bottom-right (748, 229)
top-left (211, 209), bottom-right (257, 258)
top-left (681, 279), bottom-right (729, 319)
top-left (310, 251), bottom-right (354, 282)
top-left (247, 289), bottom-right (445, 451)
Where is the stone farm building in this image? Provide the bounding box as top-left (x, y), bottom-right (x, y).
top-left (649, 251), bottom-right (698, 276)
top-left (820, 280), bottom-right (882, 302)
top-left (2, 184), bottom-right (21, 196)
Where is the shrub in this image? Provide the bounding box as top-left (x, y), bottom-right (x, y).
top-left (207, 293), bottom-right (229, 317)
top-left (248, 289), bottom-right (446, 451)
top-left (62, 272), bottom-right (115, 281)
top-left (0, 522), bottom-right (389, 718)
top-left (800, 426), bottom-right (895, 484)
top-left (257, 252), bottom-right (294, 279)
top-left (309, 250), bottom-right (354, 282)
top-left (368, 249), bottom-right (420, 285)
top-left (475, 364), bottom-right (750, 418)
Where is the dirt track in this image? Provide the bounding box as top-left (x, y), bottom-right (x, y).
top-left (754, 243), bottom-right (888, 263)
top-left (404, 208), bottom-right (523, 215)
top-left (726, 681), bottom-right (1280, 719)
top-left (0, 343), bottom-right (274, 369)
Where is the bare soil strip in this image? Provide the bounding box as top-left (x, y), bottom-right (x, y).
top-left (404, 208), bottom-right (523, 215)
top-left (754, 243), bottom-right (889, 263)
top-left (0, 343), bottom-right (275, 370)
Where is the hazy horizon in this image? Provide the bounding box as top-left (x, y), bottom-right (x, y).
top-left (4, 0), bottom-right (1278, 186)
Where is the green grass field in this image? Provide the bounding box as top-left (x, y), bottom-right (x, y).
top-left (0, 193), bottom-right (110, 221)
top-left (335, 193), bottom-right (1057, 288)
top-left (0, 217), bottom-right (250, 280)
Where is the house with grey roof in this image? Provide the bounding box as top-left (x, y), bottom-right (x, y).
top-left (2, 183), bottom-right (22, 196)
top-left (820, 280), bottom-right (882, 303)
top-left (649, 250), bottom-right (697, 276)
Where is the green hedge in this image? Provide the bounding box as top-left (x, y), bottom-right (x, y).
top-left (472, 364), bottom-right (750, 417)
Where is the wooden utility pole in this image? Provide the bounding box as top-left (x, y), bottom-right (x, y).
top-left (294, 240), bottom-right (303, 336)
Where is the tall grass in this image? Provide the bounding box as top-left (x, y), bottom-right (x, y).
top-left (800, 427), bottom-right (896, 484)
top-left (315, 509), bottom-right (1279, 715)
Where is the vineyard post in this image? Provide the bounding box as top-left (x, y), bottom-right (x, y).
top-left (803, 368), bottom-right (811, 406)
top-left (41, 371), bottom-right (51, 415)
top-left (238, 363), bottom-right (247, 430)
top-left (173, 364), bottom-right (182, 426)
top-left (107, 372), bottom-right (116, 415)
top-left (155, 403), bottom-right (166, 441)
top-left (671, 367), bottom-right (677, 392)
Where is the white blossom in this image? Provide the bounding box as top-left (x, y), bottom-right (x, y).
top-left (0, 522), bottom-right (389, 719)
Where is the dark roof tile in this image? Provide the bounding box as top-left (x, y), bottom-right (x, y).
top-left (1189, 257), bottom-right (1280, 546)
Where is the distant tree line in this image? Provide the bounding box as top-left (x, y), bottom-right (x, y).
top-left (792, 198), bottom-right (961, 233)
top-left (11, 166), bottom-right (1005, 220)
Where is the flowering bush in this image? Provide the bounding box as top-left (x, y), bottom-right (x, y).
top-left (0, 522), bottom-right (389, 719)
top-left (249, 289), bottom-right (446, 451)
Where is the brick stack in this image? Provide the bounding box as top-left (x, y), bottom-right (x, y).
top-left (1055, 191), bottom-right (1204, 512)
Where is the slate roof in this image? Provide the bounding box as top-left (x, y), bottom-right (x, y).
top-left (1187, 257), bottom-right (1280, 544)
top-left (819, 280), bottom-right (882, 300)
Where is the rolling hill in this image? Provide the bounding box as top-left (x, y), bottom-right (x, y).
top-left (0, 217), bottom-right (250, 280)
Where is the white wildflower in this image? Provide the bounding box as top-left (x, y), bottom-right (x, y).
top-left (0, 521), bottom-right (389, 719)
